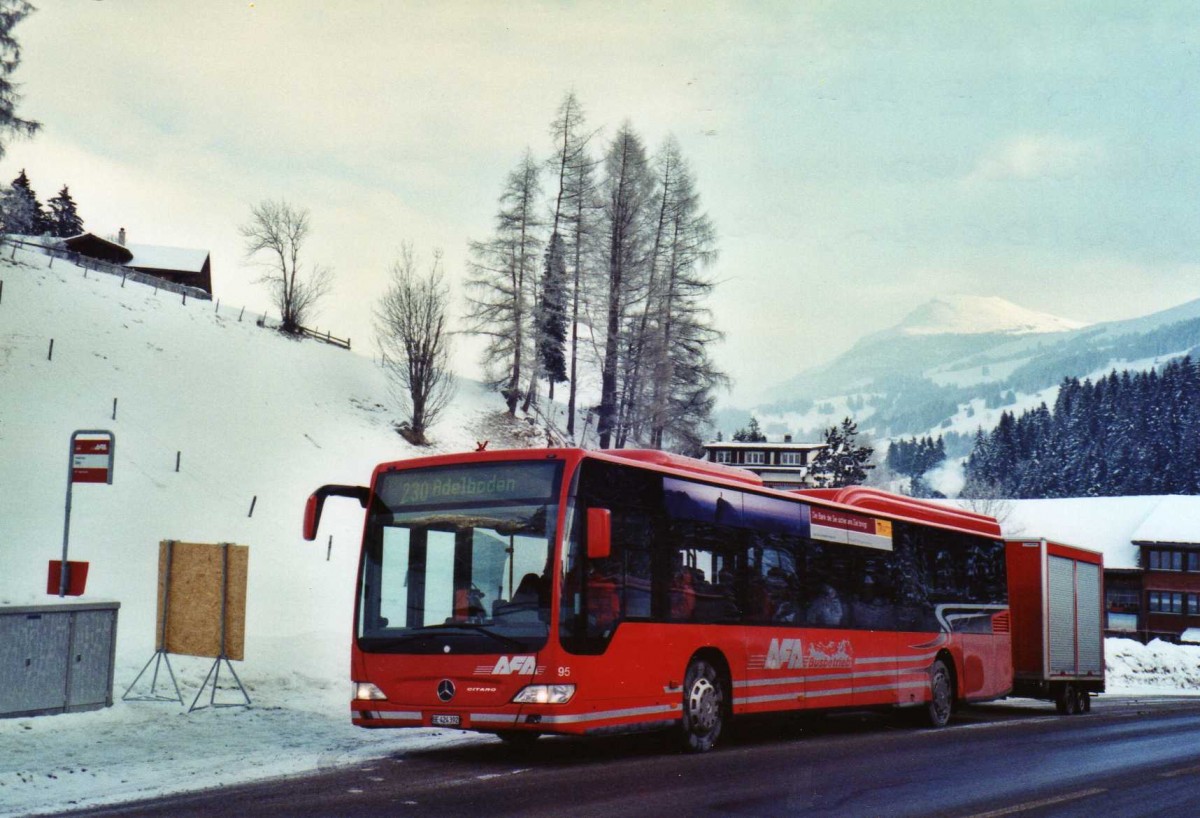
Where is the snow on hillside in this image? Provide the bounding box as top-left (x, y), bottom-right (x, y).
top-left (888, 295), bottom-right (1088, 338)
top-left (1, 248), bottom-right (1198, 816)
top-left (0, 247), bottom-right (506, 815)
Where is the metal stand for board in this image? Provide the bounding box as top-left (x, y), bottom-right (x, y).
top-left (123, 540), bottom-right (184, 705)
top-left (188, 543), bottom-right (251, 712)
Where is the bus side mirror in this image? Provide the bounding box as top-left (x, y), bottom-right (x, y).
top-left (303, 485), bottom-right (371, 541)
top-left (587, 508), bottom-right (612, 560)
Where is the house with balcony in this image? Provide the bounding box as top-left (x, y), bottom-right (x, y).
top-left (701, 436), bottom-right (826, 490)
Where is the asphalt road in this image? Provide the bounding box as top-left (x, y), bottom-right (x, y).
top-left (57, 696), bottom-right (1200, 818)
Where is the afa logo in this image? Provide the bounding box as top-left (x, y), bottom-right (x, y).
top-left (491, 655), bottom-right (538, 676)
top-left (764, 638), bottom-right (804, 670)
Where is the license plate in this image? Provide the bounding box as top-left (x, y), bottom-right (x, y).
top-left (431, 714), bottom-right (461, 727)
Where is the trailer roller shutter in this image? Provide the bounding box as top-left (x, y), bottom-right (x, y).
top-left (1075, 561), bottom-right (1102, 675)
top-left (1048, 556), bottom-right (1076, 675)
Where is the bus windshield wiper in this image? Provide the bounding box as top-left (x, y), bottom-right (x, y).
top-left (428, 623), bottom-right (529, 651)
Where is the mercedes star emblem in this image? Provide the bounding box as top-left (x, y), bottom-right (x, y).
top-left (437, 679), bottom-right (456, 702)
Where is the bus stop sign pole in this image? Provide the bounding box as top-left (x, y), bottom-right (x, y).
top-left (61, 430), bottom-right (115, 597)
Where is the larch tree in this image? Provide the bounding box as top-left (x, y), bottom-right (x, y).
top-left (239, 199), bottom-right (332, 334)
top-left (465, 151), bottom-right (543, 416)
top-left (545, 92), bottom-right (599, 438)
top-left (375, 243), bottom-right (455, 446)
top-left (595, 122), bottom-right (655, 449)
top-left (646, 137), bottom-right (724, 452)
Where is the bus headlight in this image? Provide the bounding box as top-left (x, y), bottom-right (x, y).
top-left (512, 684), bottom-right (575, 705)
top-left (353, 681), bottom-right (388, 701)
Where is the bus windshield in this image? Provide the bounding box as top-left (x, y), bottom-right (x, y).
top-left (357, 460), bottom-right (563, 654)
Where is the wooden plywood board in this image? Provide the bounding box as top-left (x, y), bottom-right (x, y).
top-left (155, 541), bottom-right (248, 660)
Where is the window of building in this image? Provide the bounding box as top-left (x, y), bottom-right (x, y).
top-left (1106, 588), bottom-right (1140, 611)
top-left (1147, 549), bottom-right (1185, 572)
top-left (1148, 590), bottom-right (1186, 614)
top-left (713, 450), bottom-right (731, 464)
top-left (780, 452), bottom-right (803, 466)
top-left (744, 451), bottom-right (765, 466)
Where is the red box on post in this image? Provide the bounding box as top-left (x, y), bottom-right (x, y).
top-left (47, 560), bottom-right (89, 596)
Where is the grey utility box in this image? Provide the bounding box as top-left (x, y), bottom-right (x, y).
top-left (0, 600), bottom-right (120, 718)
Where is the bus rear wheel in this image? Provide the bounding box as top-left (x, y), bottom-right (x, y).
top-left (926, 659), bottom-right (954, 728)
top-left (681, 657), bottom-right (726, 753)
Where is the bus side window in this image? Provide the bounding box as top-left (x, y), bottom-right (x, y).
top-left (804, 542), bottom-right (847, 628)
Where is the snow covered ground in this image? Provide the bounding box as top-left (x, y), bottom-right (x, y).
top-left (2, 247), bottom-right (1200, 817)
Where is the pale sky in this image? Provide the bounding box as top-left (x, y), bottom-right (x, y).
top-left (6, 1), bottom-right (1200, 405)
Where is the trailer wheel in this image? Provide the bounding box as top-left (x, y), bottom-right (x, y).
top-left (681, 657), bottom-right (726, 753)
top-left (1075, 688), bottom-right (1090, 714)
top-left (925, 659), bottom-right (954, 728)
top-left (1055, 683), bottom-right (1079, 715)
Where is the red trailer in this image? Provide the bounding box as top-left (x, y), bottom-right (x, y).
top-left (1005, 538), bottom-right (1105, 713)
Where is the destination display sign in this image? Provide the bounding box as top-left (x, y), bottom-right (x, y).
top-left (377, 461), bottom-right (562, 509)
top-left (810, 506), bottom-right (893, 551)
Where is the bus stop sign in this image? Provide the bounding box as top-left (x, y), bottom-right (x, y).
top-left (72, 435), bottom-right (114, 484)
top-left (57, 430), bottom-right (116, 596)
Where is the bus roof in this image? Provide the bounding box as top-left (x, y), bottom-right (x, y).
top-left (795, 486), bottom-right (1002, 538)
top-left (370, 447), bottom-right (1000, 538)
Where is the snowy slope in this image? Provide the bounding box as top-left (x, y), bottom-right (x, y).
top-left (1, 248), bottom-right (1199, 816)
top-left (0, 246), bottom-right (507, 815)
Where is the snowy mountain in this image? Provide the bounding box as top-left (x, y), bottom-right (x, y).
top-left (752, 293), bottom-right (1200, 453)
top-left (874, 295), bottom-right (1088, 339)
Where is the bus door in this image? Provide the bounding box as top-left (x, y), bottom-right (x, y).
top-left (848, 566), bottom-right (900, 707)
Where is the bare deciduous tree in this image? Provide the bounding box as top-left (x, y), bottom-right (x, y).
top-left (375, 243), bottom-right (455, 445)
top-left (239, 199), bottom-right (331, 334)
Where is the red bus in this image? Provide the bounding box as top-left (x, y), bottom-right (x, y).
top-left (304, 447), bottom-right (1011, 752)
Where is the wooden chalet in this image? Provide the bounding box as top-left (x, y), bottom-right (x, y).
top-left (63, 228), bottom-right (213, 295)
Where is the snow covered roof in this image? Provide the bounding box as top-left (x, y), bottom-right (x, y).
top-left (986, 495), bottom-right (1200, 569)
top-left (704, 441), bottom-right (825, 450)
top-left (126, 243), bottom-right (209, 274)
top-left (1130, 496), bottom-right (1200, 545)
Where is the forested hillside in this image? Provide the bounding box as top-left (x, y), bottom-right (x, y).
top-left (964, 357), bottom-right (1200, 497)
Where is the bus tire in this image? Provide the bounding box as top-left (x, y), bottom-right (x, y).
top-left (925, 659), bottom-right (954, 728)
top-left (681, 657), bottom-right (725, 753)
top-left (1055, 683), bottom-right (1078, 715)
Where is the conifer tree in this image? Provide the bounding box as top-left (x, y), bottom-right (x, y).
top-left (0, 1), bottom-right (38, 163)
top-left (733, 417), bottom-right (767, 442)
top-left (810, 417), bottom-right (874, 488)
top-left (536, 231), bottom-right (569, 399)
top-left (3, 168), bottom-right (44, 234)
top-left (47, 185), bottom-right (83, 237)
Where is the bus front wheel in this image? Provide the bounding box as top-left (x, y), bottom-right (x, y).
top-left (496, 730), bottom-right (541, 749)
top-left (926, 659), bottom-right (954, 728)
top-left (681, 657), bottom-right (726, 753)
